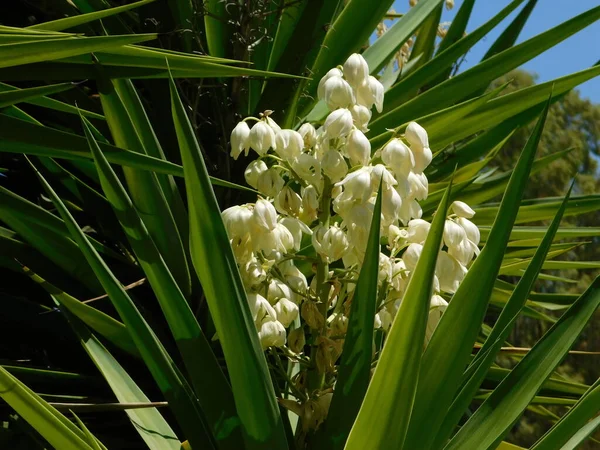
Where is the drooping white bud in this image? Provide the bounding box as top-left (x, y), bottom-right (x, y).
top-left (451, 201), bottom-right (476, 219)
top-left (321, 150), bottom-right (349, 183)
top-left (382, 186), bottom-right (402, 226)
top-left (248, 292), bottom-right (276, 325)
top-left (443, 219), bottom-right (466, 250)
top-left (222, 204), bottom-right (253, 238)
top-left (371, 164), bottom-right (398, 189)
top-left (448, 238), bottom-right (478, 266)
top-left (378, 253), bottom-right (393, 283)
top-left (275, 129), bottom-right (304, 161)
top-left (275, 186), bottom-right (302, 216)
top-left (405, 122), bottom-right (432, 173)
top-left (298, 122), bottom-right (317, 148)
top-left (300, 185), bottom-right (319, 224)
top-left (436, 251), bottom-right (467, 293)
top-left (349, 104), bottom-right (372, 133)
top-left (318, 68), bottom-right (344, 101)
top-left (257, 167), bottom-right (285, 198)
top-left (403, 243), bottom-right (423, 271)
top-left (230, 121), bottom-right (250, 160)
top-left (321, 76), bottom-right (355, 110)
top-left (381, 139), bottom-right (415, 176)
top-left (408, 171), bottom-right (428, 201)
top-left (323, 108), bottom-right (354, 138)
top-left (312, 224), bottom-right (349, 263)
top-left (407, 218), bottom-right (430, 244)
top-left (267, 278), bottom-right (293, 304)
top-left (258, 318), bottom-right (286, 349)
top-left (398, 197), bottom-right (423, 225)
top-left (252, 199), bottom-right (278, 232)
top-left (292, 154), bottom-right (322, 186)
top-left (457, 217), bottom-right (480, 245)
top-left (345, 129), bottom-right (371, 167)
top-left (357, 76), bottom-right (384, 113)
top-left (249, 121), bottom-right (275, 155)
top-left (343, 53), bottom-right (369, 88)
top-left (244, 160), bottom-right (268, 189)
top-left (274, 298), bottom-right (299, 327)
top-left (426, 294), bottom-right (448, 344)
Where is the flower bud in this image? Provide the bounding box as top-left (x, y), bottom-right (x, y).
top-left (345, 129), bottom-right (371, 166)
top-left (405, 122), bottom-right (432, 173)
top-left (249, 121), bottom-right (275, 155)
top-left (222, 205), bottom-right (253, 238)
top-left (382, 186), bottom-right (402, 225)
top-left (321, 150), bottom-right (348, 182)
top-left (343, 53), bottom-right (369, 88)
top-left (274, 298), bottom-right (299, 327)
top-left (275, 129), bottom-right (304, 160)
top-left (244, 160), bottom-right (268, 189)
top-left (258, 318), bottom-right (286, 349)
top-left (350, 104), bottom-right (372, 132)
top-left (298, 122), bottom-right (317, 148)
top-left (323, 108), bottom-right (353, 138)
top-left (426, 294), bottom-right (448, 344)
top-left (443, 219), bottom-right (466, 249)
top-left (357, 76), bottom-right (384, 112)
top-left (275, 186), bottom-right (302, 216)
top-left (451, 200), bottom-right (476, 219)
top-left (318, 68), bottom-right (344, 101)
top-left (230, 121), bottom-right (250, 160)
top-left (406, 218), bottom-right (430, 244)
top-left (312, 224), bottom-right (349, 263)
top-left (379, 253), bottom-right (393, 283)
top-left (381, 139), bottom-right (415, 176)
top-left (252, 199), bottom-right (278, 232)
top-left (321, 76), bottom-right (355, 110)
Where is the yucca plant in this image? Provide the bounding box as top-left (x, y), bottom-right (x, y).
top-left (1, 0), bottom-right (600, 449)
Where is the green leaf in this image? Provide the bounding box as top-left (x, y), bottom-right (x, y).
top-left (28, 158), bottom-right (217, 450)
top-left (444, 276), bottom-right (600, 450)
top-left (0, 82), bottom-right (76, 108)
top-left (0, 367), bottom-right (93, 450)
top-left (316, 183), bottom-right (383, 450)
top-left (404, 99), bottom-right (550, 450)
top-left (437, 0), bottom-right (475, 54)
top-left (406, 2), bottom-right (443, 70)
top-left (346, 179), bottom-right (453, 450)
top-left (81, 116), bottom-right (243, 448)
top-left (480, 226), bottom-right (600, 241)
top-left (432, 184), bottom-right (572, 449)
top-left (28, 0), bottom-right (157, 32)
top-left (168, 71), bottom-right (288, 449)
top-left (0, 34), bottom-right (157, 69)
top-left (71, 413), bottom-right (105, 450)
top-left (370, 5), bottom-right (600, 135)
top-left (204, 0), bottom-right (232, 58)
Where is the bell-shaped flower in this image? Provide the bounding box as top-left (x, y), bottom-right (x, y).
top-left (230, 233), bottom-right (253, 263)
top-left (371, 164), bottom-right (398, 190)
top-left (405, 122), bottom-right (432, 173)
top-left (443, 219), bottom-right (466, 250)
top-left (275, 186), bottom-right (302, 217)
top-left (408, 171), bottom-right (428, 201)
top-left (222, 204), bottom-right (254, 238)
top-left (257, 167), bottom-right (284, 198)
top-left (266, 116), bottom-right (281, 134)
top-left (379, 309), bottom-right (393, 331)
top-left (258, 317), bottom-right (286, 349)
top-left (300, 185), bottom-right (319, 224)
top-left (356, 76), bottom-right (384, 112)
top-left (298, 122), bottom-right (317, 148)
top-left (312, 224), bottom-right (349, 263)
top-left (248, 292), bottom-right (277, 323)
top-left (407, 218), bottom-right (430, 244)
top-left (448, 238), bottom-right (479, 266)
top-left (343, 53), bottom-right (370, 88)
top-left (321, 150), bottom-right (348, 183)
top-left (252, 198), bottom-right (278, 232)
top-left (274, 298), bottom-right (299, 327)
top-left (323, 108), bottom-right (354, 138)
top-left (244, 160), bottom-right (268, 189)
top-left (275, 129), bottom-right (304, 161)
top-left (350, 104), bottom-right (372, 132)
top-left (388, 224), bottom-right (408, 250)
top-left (403, 243), bottom-right (423, 271)
top-left (451, 200), bottom-right (476, 219)
top-left (345, 128), bottom-right (371, 167)
top-left (249, 121), bottom-right (275, 155)
top-left (398, 197), bottom-right (423, 225)
top-left (292, 153), bottom-right (322, 186)
top-left (382, 185), bottom-right (402, 226)
top-left (436, 251), bottom-right (467, 293)
top-left (321, 75), bottom-right (355, 110)
top-left (280, 217), bottom-right (312, 251)
top-left (254, 222), bottom-right (295, 253)
top-left (378, 253), bottom-right (393, 284)
top-left (457, 217), bottom-right (480, 246)
top-left (267, 278), bottom-right (294, 304)
top-left (335, 166), bottom-right (373, 204)
top-left (230, 121), bottom-right (250, 160)
top-left (317, 68), bottom-right (344, 101)
top-left (241, 257), bottom-right (266, 288)
top-left (381, 139), bottom-right (415, 176)
top-left (426, 294), bottom-right (448, 344)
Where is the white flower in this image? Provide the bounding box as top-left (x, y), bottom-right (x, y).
top-left (274, 298), bottom-right (299, 327)
top-left (408, 171), bottom-right (428, 201)
top-left (448, 238), bottom-right (479, 266)
top-left (254, 223), bottom-right (295, 253)
top-left (298, 122), bottom-right (317, 148)
top-left (312, 224), bottom-right (349, 262)
top-left (436, 251), bottom-right (467, 293)
top-left (275, 186), bottom-right (302, 216)
top-left (403, 243), bottom-right (423, 271)
top-left (451, 201), bottom-right (476, 219)
top-left (248, 292), bottom-right (277, 323)
top-left (321, 150), bottom-right (349, 182)
top-left (426, 294), bottom-right (448, 344)
top-left (356, 76), bottom-right (384, 113)
top-left (242, 257), bottom-right (266, 287)
top-left (379, 253), bottom-right (393, 283)
top-left (275, 129), bottom-right (304, 161)
top-left (252, 199), bottom-right (278, 232)
top-left (406, 219), bottom-right (430, 244)
top-left (266, 116), bottom-right (281, 134)
top-left (335, 166), bottom-right (373, 204)
top-left (405, 122), bottom-right (432, 173)
top-left (443, 219), bottom-right (466, 250)
top-left (280, 217), bottom-right (312, 251)
top-left (300, 185), bottom-right (319, 224)
top-left (457, 217), bottom-right (480, 246)
top-left (379, 309), bottom-right (393, 331)
top-left (350, 104), bottom-right (372, 132)
top-left (398, 197), bottom-right (423, 225)
top-left (222, 204), bottom-right (253, 238)
top-left (267, 278), bottom-right (293, 304)
top-left (244, 160), bottom-right (268, 189)
top-left (343, 53), bottom-right (369, 88)
top-left (249, 121), bottom-right (275, 155)
top-left (382, 186), bottom-right (402, 226)
top-left (321, 76), bottom-right (355, 110)
top-left (388, 224), bottom-right (408, 249)
top-left (230, 234), bottom-right (253, 263)
top-left (292, 154), bottom-right (322, 186)
top-left (381, 139), bottom-right (415, 176)
top-left (258, 317), bottom-right (286, 349)
top-left (318, 68), bottom-right (344, 100)
top-left (345, 129), bottom-right (371, 167)
top-left (230, 121), bottom-right (250, 160)
top-left (257, 167), bottom-right (285, 198)
top-left (371, 164), bottom-right (398, 189)
top-left (323, 108), bottom-right (354, 138)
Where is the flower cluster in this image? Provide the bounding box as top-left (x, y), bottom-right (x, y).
top-left (223, 53), bottom-right (480, 350)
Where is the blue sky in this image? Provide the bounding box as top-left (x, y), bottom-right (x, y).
top-left (391, 0), bottom-right (600, 102)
